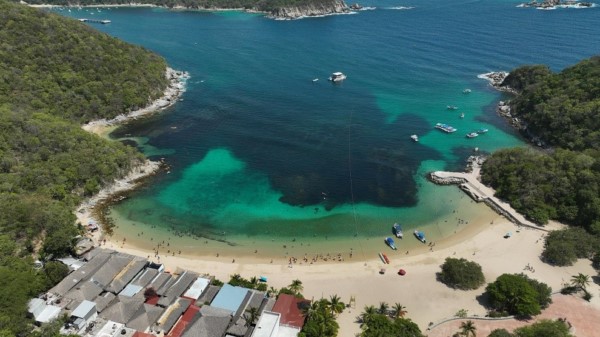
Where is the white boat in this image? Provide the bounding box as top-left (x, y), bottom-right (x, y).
top-left (460, 113), bottom-right (465, 118)
top-left (393, 223), bottom-right (404, 238)
top-left (410, 134), bottom-right (419, 142)
top-left (466, 132), bottom-right (479, 138)
top-left (447, 105), bottom-right (458, 110)
top-left (463, 89), bottom-right (472, 94)
top-left (435, 123), bottom-right (457, 133)
top-left (329, 72), bottom-right (347, 82)
top-left (312, 78), bottom-right (319, 82)
top-left (477, 128), bottom-right (488, 134)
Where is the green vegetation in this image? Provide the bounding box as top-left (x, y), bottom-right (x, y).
top-left (438, 257), bottom-right (485, 290)
top-left (0, 1), bottom-right (169, 335)
top-left (228, 274), bottom-right (267, 291)
top-left (16, 0), bottom-right (344, 15)
top-left (359, 304), bottom-right (424, 337)
top-left (484, 274), bottom-right (552, 317)
top-left (487, 319), bottom-right (573, 337)
top-left (299, 297), bottom-right (342, 337)
top-left (541, 227), bottom-right (599, 266)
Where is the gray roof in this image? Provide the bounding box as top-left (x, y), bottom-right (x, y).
top-left (48, 250), bottom-right (111, 296)
top-left (95, 292), bottom-right (116, 313)
top-left (225, 315), bottom-right (248, 337)
top-left (247, 291), bottom-right (265, 311)
top-left (149, 272), bottom-right (172, 294)
top-left (197, 285), bottom-right (221, 306)
top-left (127, 303), bottom-right (164, 332)
top-left (120, 284), bottom-right (143, 297)
top-left (63, 280), bottom-right (103, 303)
top-left (71, 300), bottom-right (96, 319)
top-left (100, 295), bottom-right (145, 324)
top-left (182, 306), bottom-right (232, 337)
top-left (131, 268), bottom-right (159, 287)
top-left (158, 271), bottom-right (198, 307)
top-left (156, 297), bottom-right (192, 334)
top-left (106, 257), bottom-right (147, 293)
top-left (262, 298), bottom-right (276, 313)
top-left (157, 274), bottom-right (177, 296)
top-left (90, 253), bottom-right (136, 289)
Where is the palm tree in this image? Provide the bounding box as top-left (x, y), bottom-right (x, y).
top-left (460, 320), bottom-right (476, 337)
top-left (267, 286), bottom-right (278, 298)
top-left (571, 273), bottom-right (590, 291)
top-left (289, 279), bottom-right (303, 294)
top-left (249, 276), bottom-right (258, 286)
top-left (392, 302), bottom-right (407, 318)
top-left (329, 294), bottom-right (345, 316)
top-left (378, 301), bottom-right (389, 315)
top-left (243, 307), bottom-right (260, 327)
top-left (360, 305), bottom-right (377, 325)
top-left (302, 300), bottom-right (321, 320)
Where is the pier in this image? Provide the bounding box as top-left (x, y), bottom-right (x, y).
top-left (78, 18), bottom-right (111, 24)
top-left (428, 159), bottom-right (547, 231)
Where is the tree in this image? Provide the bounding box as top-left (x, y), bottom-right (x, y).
top-left (570, 273), bottom-right (590, 291)
top-left (299, 299), bottom-right (339, 337)
top-left (360, 305), bottom-right (377, 325)
top-left (485, 274), bottom-right (551, 317)
top-left (328, 294), bottom-right (345, 317)
top-left (289, 279), bottom-right (303, 294)
top-left (488, 329), bottom-right (514, 337)
top-left (378, 301), bottom-right (389, 315)
top-left (243, 307), bottom-right (259, 327)
top-left (360, 314), bottom-right (425, 337)
top-left (42, 261), bottom-right (70, 287)
top-left (392, 303), bottom-right (407, 318)
top-left (459, 320), bottom-right (476, 337)
top-left (143, 287), bottom-right (157, 300)
top-left (438, 258), bottom-right (485, 290)
top-left (513, 319), bottom-right (572, 337)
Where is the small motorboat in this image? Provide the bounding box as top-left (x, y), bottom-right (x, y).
top-left (477, 128), bottom-right (488, 134)
top-left (329, 72), bottom-right (347, 82)
top-left (410, 134), bottom-right (419, 142)
top-left (463, 89), bottom-right (472, 94)
top-left (447, 105), bottom-right (458, 110)
top-left (466, 132), bottom-right (479, 138)
top-left (312, 78), bottom-right (319, 82)
top-left (385, 237), bottom-right (397, 250)
top-left (460, 113), bottom-right (465, 118)
top-left (393, 223), bottom-right (404, 238)
top-left (414, 230), bottom-right (426, 243)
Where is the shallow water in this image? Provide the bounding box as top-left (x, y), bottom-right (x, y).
top-left (53, 0), bottom-right (600, 256)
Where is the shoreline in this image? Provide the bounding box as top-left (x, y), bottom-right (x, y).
top-left (76, 67), bottom-right (188, 241)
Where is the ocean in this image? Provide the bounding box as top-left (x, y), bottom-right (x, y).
top-left (52, 0), bottom-right (600, 259)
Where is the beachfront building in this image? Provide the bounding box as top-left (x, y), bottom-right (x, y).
top-left (29, 247), bottom-right (283, 337)
top-left (271, 294), bottom-right (310, 331)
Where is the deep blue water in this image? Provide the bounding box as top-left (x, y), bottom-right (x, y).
top-left (52, 1), bottom-right (600, 242)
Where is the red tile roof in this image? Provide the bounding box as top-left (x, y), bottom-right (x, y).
top-left (271, 294), bottom-right (310, 329)
top-left (167, 305), bottom-right (200, 337)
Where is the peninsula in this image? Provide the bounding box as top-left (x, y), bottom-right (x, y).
top-left (22, 0), bottom-right (352, 19)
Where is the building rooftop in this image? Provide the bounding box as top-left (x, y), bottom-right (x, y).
top-left (251, 311), bottom-right (279, 337)
top-left (71, 300), bottom-right (96, 319)
top-left (183, 277), bottom-right (210, 300)
top-left (210, 284), bottom-right (249, 314)
top-left (271, 294), bottom-right (310, 329)
top-left (156, 297), bottom-right (192, 334)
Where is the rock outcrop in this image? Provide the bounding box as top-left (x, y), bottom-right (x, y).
top-left (267, 0), bottom-right (349, 19)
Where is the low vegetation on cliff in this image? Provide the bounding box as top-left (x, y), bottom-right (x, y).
top-left (0, 1), bottom-right (168, 334)
top-left (19, 0), bottom-right (347, 17)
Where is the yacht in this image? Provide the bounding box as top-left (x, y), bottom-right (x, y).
top-left (435, 123), bottom-right (457, 133)
top-left (466, 132), bottom-right (479, 138)
top-left (329, 72), bottom-right (347, 82)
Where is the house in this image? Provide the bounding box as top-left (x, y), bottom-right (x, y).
top-left (28, 298), bottom-right (61, 325)
top-left (69, 300), bottom-right (97, 330)
top-left (210, 284), bottom-right (249, 315)
top-left (270, 294), bottom-right (310, 330)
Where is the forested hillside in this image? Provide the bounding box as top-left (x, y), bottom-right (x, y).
top-left (481, 56), bottom-right (600, 227)
top-left (18, 0), bottom-right (345, 14)
top-left (481, 56), bottom-right (600, 270)
top-left (0, 1), bottom-right (168, 335)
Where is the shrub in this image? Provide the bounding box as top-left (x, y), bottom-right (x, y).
top-left (437, 258), bottom-right (485, 290)
top-left (485, 274), bottom-right (551, 317)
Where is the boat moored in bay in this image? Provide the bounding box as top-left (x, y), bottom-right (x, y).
top-left (385, 237), bottom-right (397, 250)
top-left (393, 223), bottom-right (404, 238)
top-left (414, 230), bottom-right (426, 243)
top-left (329, 72), bottom-right (347, 82)
top-left (435, 123), bottom-right (457, 133)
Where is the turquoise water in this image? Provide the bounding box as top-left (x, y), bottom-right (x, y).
top-left (53, 1), bottom-right (600, 250)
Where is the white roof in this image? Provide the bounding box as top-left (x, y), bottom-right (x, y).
top-left (119, 284), bottom-right (143, 297)
top-left (72, 300), bottom-right (96, 318)
top-left (332, 72), bottom-right (343, 75)
top-left (28, 298), bottom-right (46, 317)
top-left (37, 305), bottom-right (62, 323)
top-left (278, 325), bottom-right (301, 337)
top-left (95, 320), bottom-right (124, 337)
top-left (251, 311), bottom-right (279, 337)
top-left (182, 277), bottom-right (210, 300)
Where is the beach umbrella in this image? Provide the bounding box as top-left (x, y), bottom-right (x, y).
top-left (398, 269), bottom-right (406, 276)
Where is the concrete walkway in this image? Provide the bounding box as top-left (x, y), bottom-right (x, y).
top-left (430, 165), bottom-right (544, 231)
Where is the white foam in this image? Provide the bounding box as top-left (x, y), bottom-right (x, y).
top-left (359, 6), bottom-right (377, 11)
top-left (386, 6), bottom-right (415, 10)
